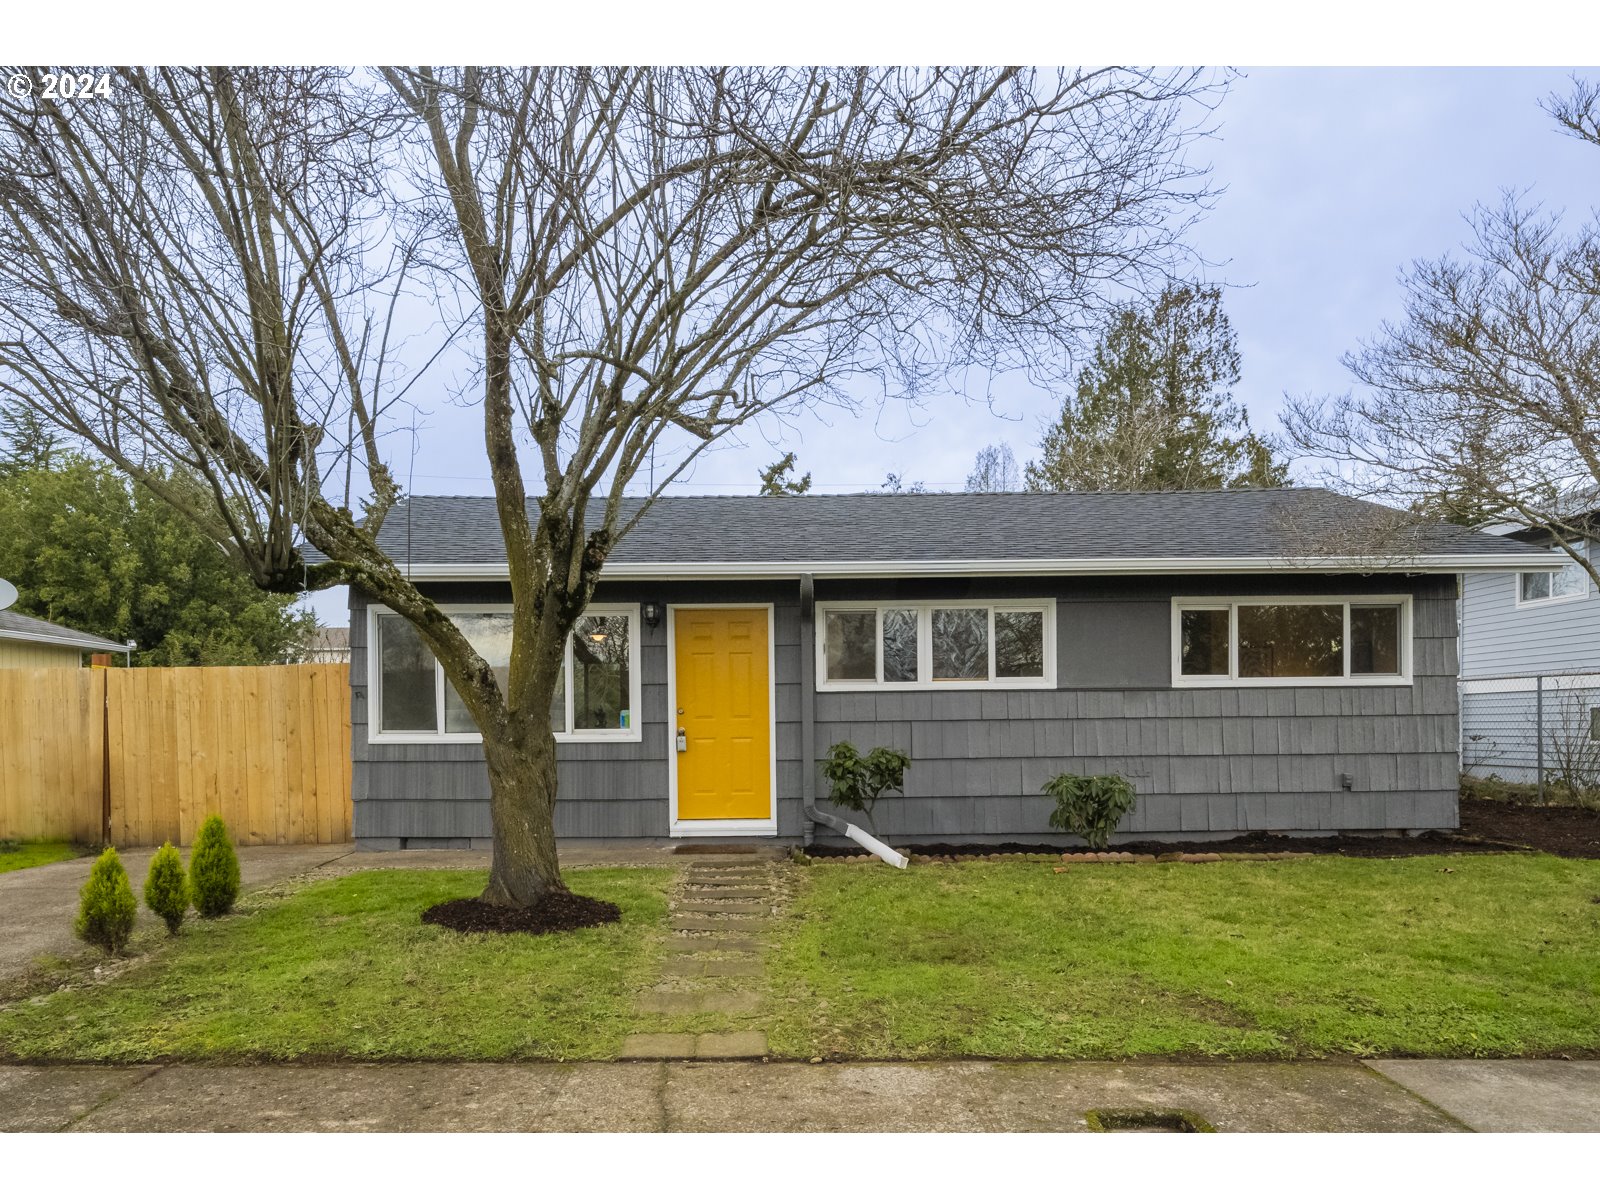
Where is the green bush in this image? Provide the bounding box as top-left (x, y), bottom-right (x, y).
top-left (74, 847), bottom-right (137, 954)
top-left (1044, 773), bottom-right (1137, 850)
top-left (189, 815), bottom-right (241, 918)
top-left (821, 742), bottom-right (911, 829)
top-left (142, 842), bottom-right (190, 934)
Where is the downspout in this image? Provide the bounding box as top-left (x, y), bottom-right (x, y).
top-left (798, 573), bottom-right (909, 869)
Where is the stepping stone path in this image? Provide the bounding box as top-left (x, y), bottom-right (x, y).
top-left (621, 854), bottom-right (786, 1060)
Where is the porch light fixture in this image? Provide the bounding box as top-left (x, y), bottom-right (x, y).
top-left (643, 602), bottom-right (662, 630)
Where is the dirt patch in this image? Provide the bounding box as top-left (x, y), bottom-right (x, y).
top-left (421, 892), bottom-right (621, 935)
top-left (1460, 798), bottom-right (1600, 859)
top-left (672, 844), bottom-right (759, 855)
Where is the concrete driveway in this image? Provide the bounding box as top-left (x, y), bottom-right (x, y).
top-left (0, 843), bottom-right (354, 988)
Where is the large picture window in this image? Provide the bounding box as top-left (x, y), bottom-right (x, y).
top-left (370, 605), bottom-right (641, 742)
top-left (817, 601), bottom-right (1055, 690)
top-left (1172, 597), bottom-right (1409, 687)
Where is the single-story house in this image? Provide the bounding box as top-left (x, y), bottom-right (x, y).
top-left (0, 610), bottom-right (128, 668)
top-left (342, 488), bottom-right (1558, 849)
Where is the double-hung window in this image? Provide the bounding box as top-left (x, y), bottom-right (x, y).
top-left (817, 600), bottom-right (1055, 690)
top-left (1172, 596), bottom-right (1409, 686)
top-left (1517, 541), bottom-right (1590, 606)
top-left (369, 604), bottom-right (641, 742)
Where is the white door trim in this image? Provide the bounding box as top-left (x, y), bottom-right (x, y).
top-left (666, 602), bottom-right (779, 838)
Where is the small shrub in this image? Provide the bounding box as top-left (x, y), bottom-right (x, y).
top-left (189, 815), bottom-right (241, 918)
top-left (143, 842), bottom-right (190, 935)
top-left (74, 847), bottom-right (137, 954)
top-left (1044, 773), bottom-right (1137, 850)
top-left (821, 742), bottom-right (911, 829)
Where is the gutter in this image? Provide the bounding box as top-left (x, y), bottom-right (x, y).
top-left (377, 552), bottom-right (1569, 582)
top-left (797, 573), bottom-right (909, 870)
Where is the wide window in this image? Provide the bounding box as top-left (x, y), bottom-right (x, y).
top-left (370, 605), bottom-right (641, 741)
top-left (817, 601), bottom-right (1055, 690)
top-left (1172, 597), bottom-right (1408, 686)
top-left (1518, 542), bottom-right (1589, 606)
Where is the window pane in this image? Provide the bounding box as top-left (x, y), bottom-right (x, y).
top-left (573, 614), bottom-right (631, 730)
top-left (1553, 552), bottom-right (1589, 598)
top-left (1179, 608), bottom-right (1230, 676)
top-left (881, 608), bottom-right (918, 683)
top-left (1521, 572), bottom-right (1552, 601)
top-left (825, 611), bottom-right (876, 681)
top-left (1350, 605), bottom-right (1401, 675)
top-left (995, 610), bottom-right (1045, 678)
top-left (1237, 604), bottom-right (1343, 678)
top-left (443, 614), bottom-right (514, 733)
top-left (377, 614), bottom-right (437, 732)
top-left (932, 608), bottom-right (988, 681)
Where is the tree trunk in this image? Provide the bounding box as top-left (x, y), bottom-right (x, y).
top-left (479, 729), bottom-right (566, 906)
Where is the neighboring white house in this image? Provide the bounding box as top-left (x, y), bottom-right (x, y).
top-left (0, 610), bottom-right (129, 668)
top-left (1460, 534), bottom-right (1600, 786)
top-left (303, 626), bottom-right (351, 665)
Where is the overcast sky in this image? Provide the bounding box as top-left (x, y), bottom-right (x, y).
top-left (302, 66), bottom-right (1597, 624)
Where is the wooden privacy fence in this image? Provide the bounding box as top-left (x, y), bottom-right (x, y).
top-left (0, 664), bottom-right (351, 846)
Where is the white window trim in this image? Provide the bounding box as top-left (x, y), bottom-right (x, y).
top-left (366, 602), bottom-right (643, 744)
top-left (1514, 542), bottom-right (1591, 609)
top-left (815, 599), bottom-right (1056, 691)
top-left (1170, 595), bottom-right (1412, 688)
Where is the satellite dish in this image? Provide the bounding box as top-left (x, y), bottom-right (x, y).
top-left (0, 578), bottom-right (15, 611)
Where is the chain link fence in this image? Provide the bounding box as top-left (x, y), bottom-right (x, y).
top-left (1460, 670), bottom-right (1600, 801)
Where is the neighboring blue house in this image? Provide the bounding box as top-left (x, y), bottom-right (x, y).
top-left (1460, 529), bottom-right (1600, 786)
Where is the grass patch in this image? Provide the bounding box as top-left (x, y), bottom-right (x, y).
top-left (0, 842), bottom-right (84, 874)
top-left (0, 868), bottom-right (671, 1062)
top-left (766, 856), bottom-right (1600, 1060)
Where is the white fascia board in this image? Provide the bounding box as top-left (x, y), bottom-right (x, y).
top-left (0, 629), bottom-right (127, 652)
top-left (389, 552), bottom-right (1570, 582)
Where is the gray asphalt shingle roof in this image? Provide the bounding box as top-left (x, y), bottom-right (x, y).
top-left (0, 609), bottom-right (127, 653)
top-left (346, 488), bottom-right (1550, 569)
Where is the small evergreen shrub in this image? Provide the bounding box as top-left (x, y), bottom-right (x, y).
top-left (1044, 773), bottom-right (1137, 850)
top-left (821, 742), bottom-right (911, 829)
top-left (74, 847), bottom-right (137, 954)
top-left (189, 815), bottom-right (241, 918)
top-left (143, 842), bottom-right (190, 934)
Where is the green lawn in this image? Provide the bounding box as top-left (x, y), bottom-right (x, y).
top-left (765, 855), bottom-right (1600, 1060)
top-left (0, 868), bottom-right (671, 1062)
top-left (0, 842), bottom-right (82, 874)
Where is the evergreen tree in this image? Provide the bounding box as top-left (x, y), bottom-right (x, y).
top-left (143, 842), bottom-right (190, 935)
top-left (1025, 285), bottom-right (1289, 493)
top-left (757, 452), bottom-right (812, 496)
top-left (189, 815), bottom-right (242, 918)
top-left (0, 455), bottom-right (315, 665)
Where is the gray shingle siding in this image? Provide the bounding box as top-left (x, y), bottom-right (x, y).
top-left (351, 572), bottom-right (1460, 844)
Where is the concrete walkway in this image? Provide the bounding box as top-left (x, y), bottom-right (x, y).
top-left (1366, 1059), bottom-right (1600, 1132)
top-left (0, 1060), bottom-right (1485, 1132)
top-left (0, 844), bottom-right (356, 988)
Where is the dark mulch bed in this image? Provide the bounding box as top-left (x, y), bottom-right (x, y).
top-left (673, 843), bottom-right (758, 854)
top-left (421, 892), bottom-right (621, 935)
top-left (807, 801), bottom-right (1600, 862)
top-left (1460, 797), bottom-right (1600, 859)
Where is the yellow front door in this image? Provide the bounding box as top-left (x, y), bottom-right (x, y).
top-left (674, 607), bottom-right (772, 821)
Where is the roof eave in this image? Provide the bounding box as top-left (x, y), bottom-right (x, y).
top-left (382, 552), bottom-right (1567, 582)
top-left (0, 629), bottom-right (129, 653)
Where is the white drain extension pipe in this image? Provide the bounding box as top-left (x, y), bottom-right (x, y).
top-left (804, 804), bottom-right (909, 869)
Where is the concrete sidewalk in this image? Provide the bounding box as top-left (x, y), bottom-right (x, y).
top-left (0, 1060), bottom-right (1488, 1132)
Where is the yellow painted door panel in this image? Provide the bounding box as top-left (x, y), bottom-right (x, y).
top-left (674, 608), bottom-right (771, 821)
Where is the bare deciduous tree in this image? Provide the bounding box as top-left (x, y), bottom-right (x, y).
top-left (1, 65), bottom-right (1217, 907)
top-left (1284, 80), bottom-right (1600, 580)
top-left (965, 442), bottom-right (1020, 492)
